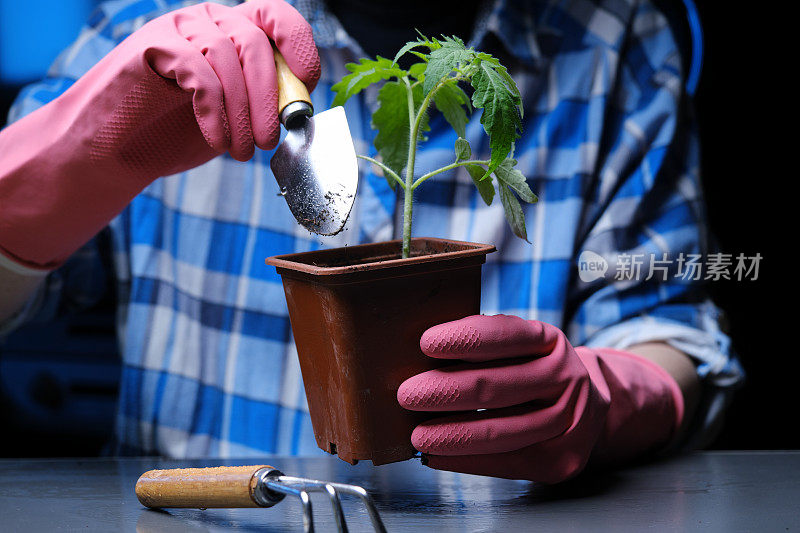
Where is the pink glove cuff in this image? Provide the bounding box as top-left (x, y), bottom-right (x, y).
top-left (581, 347), bottom-right (685, 463)
top-left (594, 348), bottom-right (685, 433)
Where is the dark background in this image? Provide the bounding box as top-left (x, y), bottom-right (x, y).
top-left (692, 3), bottom-right (790, 449)
top-left (0, 1), bottom-right (793, 456)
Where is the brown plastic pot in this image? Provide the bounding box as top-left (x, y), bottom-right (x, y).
top-left (265, 237), bottom-right (495, 465)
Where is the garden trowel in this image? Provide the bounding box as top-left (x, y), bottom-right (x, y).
top-left (269, 51), bottom-right (358, 236)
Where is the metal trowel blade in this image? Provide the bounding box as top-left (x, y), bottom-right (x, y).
top-left (270, 106), bottom-right (358, 236)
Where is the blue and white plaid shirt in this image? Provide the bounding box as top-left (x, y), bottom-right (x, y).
top-left (2, 0), bottom-right (743, 457)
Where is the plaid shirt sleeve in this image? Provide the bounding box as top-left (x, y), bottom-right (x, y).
top-left (564, 0), bottom-right (743, 446)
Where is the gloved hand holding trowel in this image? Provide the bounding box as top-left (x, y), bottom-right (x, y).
top-left (0, 0), bottom-right (321, 271)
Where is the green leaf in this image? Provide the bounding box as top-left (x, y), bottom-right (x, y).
top-left (372, 81), bottom-right (430, 179)
top-left (433, 80), bottom-right (471, 138)
top-left (471, 58), bottom-right (523, 176)
top-left (392, 37), bottom-right (435, 67)
top-left (331, 57), bottom-right (406, 107)
top-left (474, 53), bottom-right (521, 99)
top-left (423, 36), bottom-right (472, 95)
top-left (455, 137), bottom-right (471, 161)
top-left (499, 184), bottom-right (529, 242)
top-left (372, 81), bottom-right (411, 179)
top-left (466, 163), bottom-right (494, 205)
top-left (408, 62), bottom-right (427, 81)
top-left (416, 30), bottom-right (442, 50)
top-left (493, 159), bottom-right (538, 203)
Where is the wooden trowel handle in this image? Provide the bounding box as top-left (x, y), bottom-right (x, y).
top-left (135, 465), bottom-right (273, 508)
top-left (241, 0), bottom-right (311, 118)
top-left (274, 47), bottom-right (313, 118)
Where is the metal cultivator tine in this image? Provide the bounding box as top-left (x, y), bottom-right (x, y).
top-left (257, 471), bottom-right (387, 533)
top-left (257, 476), bottom-right (314, 532)
top-left (322, 481), bottom-right (386, 533)
top-left (322, 484), bottom-right (349, 533)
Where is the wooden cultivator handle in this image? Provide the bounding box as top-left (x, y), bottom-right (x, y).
top-left (135, 465), bottom-right (280, 509)
top-left (135, 464), bottom-right (389, 532)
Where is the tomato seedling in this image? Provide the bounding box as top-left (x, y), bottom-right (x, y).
top-left (332, 34), bottom-right (538, 258)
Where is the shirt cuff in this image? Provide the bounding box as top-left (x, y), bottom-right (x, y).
top-left (0, 249), bottom-right (51, 336)
top-left (0, 280), bottom-right (47, 337)
top-left (0, 247), bottom-right (52, 277)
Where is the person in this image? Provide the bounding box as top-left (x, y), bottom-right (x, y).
top-left (0, 0), bottom-right (742, 482)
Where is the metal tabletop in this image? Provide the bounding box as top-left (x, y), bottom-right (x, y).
top-left (0, 451), bottom-right (798, 532)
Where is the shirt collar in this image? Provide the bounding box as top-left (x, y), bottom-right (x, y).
top-left (289, 0), bottom-right (544, 69)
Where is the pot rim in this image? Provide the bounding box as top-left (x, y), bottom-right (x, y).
top-left (265, 237), bottom-right (496, 276)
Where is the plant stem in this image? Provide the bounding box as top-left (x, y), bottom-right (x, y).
top-left (401, 75), bottom-right (469, 258)
top-left (411, 159), bottom-right (491, 190)
top-left (402, 77), bottom-right (418, 258)
top-left (356, 155), bottom-right (405, 189)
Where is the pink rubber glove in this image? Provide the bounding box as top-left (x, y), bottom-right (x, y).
top-left (0, 0), bottom-right (320, 270)
top-left (397, 315), bottom-right (684, 483)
